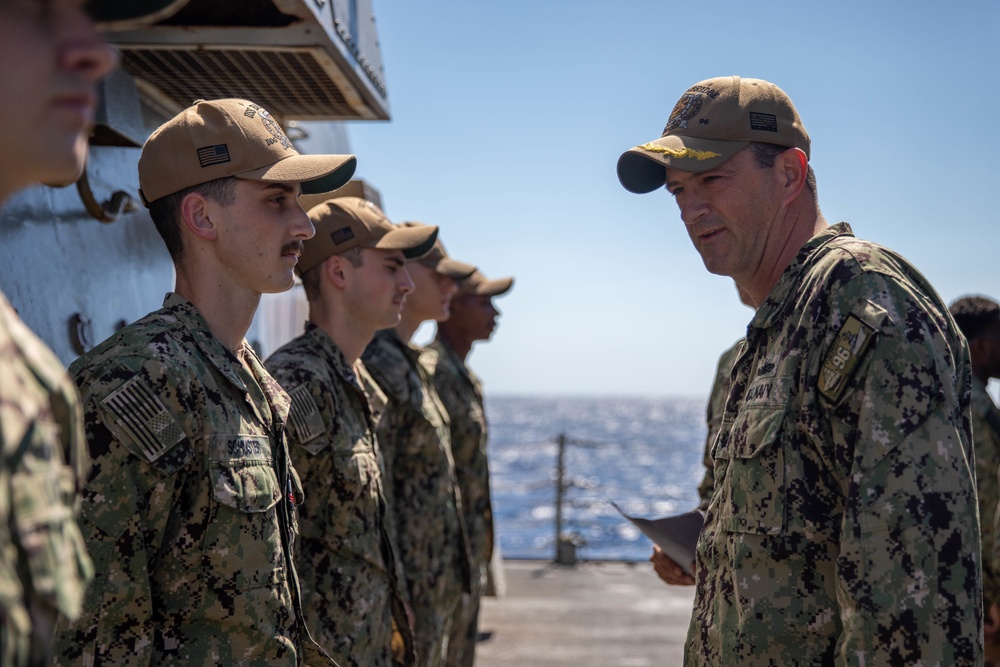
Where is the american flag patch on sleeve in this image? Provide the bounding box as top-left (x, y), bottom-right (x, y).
top-left (197, 143), bottom-right (231, 167)
top-left (287, 384), bottom-right (325, 443)
top-left (100, 377), bottom-right (186, 462)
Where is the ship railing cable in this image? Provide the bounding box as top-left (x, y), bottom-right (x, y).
top-left (489, 430), bottom-right (695, 563)
top-left (552, 432), bottom-right (606, 564)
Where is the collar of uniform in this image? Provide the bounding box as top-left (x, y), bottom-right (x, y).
top-left (749, 222), bottom-right (855, 333)
top-left (303, 322), bottom-right (365, 393)
top-left (160, 292), bottom-right (288, 428)
top-left (242, 343), bottom-right (290, 429)
top-left (161, 292), bottom-right (248, 391)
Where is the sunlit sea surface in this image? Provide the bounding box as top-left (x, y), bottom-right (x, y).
top-left (485, 395), bottom-right (706, 562)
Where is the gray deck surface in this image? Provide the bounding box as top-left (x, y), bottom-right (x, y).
top-left (474, 559), bottom-right (694, 666)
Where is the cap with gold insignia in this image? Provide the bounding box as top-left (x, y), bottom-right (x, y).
top-left (617, 76), bottom-right (810, 193)
top-left (401, 222), bottom-right (476, 279)
top-left (457, 270), bottom-right (514, 298)
top-left (137, 98), bottom-right (357, 205)
top-left (297, 197), bottom-right (439, 275)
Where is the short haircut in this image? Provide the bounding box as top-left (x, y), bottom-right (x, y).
top-left (949, 295), bottom-right (1000, 341)
top-left (299, 246), bottom-right (364, 302)
top-left (748, 142), bottom-right (817, 197)
top-left (147, 177), bottom-right (237, 263)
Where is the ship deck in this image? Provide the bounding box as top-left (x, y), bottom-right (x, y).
top-left (475, 559), bottom-right (693, 666)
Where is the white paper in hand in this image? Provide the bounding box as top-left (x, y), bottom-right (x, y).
top-left (611, 502), bottom-right (703, 577)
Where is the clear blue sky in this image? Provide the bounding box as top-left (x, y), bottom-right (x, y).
top-left (343, 0), bottom-right (999, 400)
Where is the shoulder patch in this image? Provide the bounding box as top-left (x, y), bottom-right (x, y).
top-left (287, 384), bottom-right (325, 444)
top-left (818, 315), bottom-right (876, 402)
top-left (100, 376), bottom-right (186, 462)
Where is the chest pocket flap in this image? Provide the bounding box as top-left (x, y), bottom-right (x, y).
top-left (716, 405), bottom-right (787, 535)
top-left (208, 435), bottom-right (280, 513)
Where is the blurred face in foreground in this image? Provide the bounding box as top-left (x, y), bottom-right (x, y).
top-left (0, 0), bottom-right (117, 200)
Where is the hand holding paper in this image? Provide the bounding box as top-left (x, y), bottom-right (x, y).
top-left (612, 502), bottom-right (703, 582)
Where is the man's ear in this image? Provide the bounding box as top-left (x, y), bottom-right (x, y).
top-left (324, 255), bottom-right (349, 289)
top-left (179, 192), bottom-right (218, 241)
top-left (777, 147), bottom-right (808, 204)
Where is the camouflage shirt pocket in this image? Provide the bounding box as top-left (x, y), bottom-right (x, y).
top-left (716, 405), bottom-right (787, 536)
top-left (211, 457), bottom-right (281, 513)
top-left (203, 435), bottom-right (285, 590)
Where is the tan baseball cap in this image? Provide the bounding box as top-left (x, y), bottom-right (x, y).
top-left (297, 197), bottom-right (439, 275)
top-left (457, 270), bottom-right (514, 298)
top-left (401, 222), bottom-right (477, 279)
top-left (617, 76), bottom-right (810, 193)
top-left (138, 98), bottom-right (357, 205)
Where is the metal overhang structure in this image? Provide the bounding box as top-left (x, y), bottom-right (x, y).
top-left (103, 0), bottom-right (389, 122)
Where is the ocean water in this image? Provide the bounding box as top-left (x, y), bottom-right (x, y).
top-left (485, 395), bottom-right (707, 562)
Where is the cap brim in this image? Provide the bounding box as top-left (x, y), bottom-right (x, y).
top-left (431, 257), bottom-right (477, 279)
top-left (239, 153), bottom-right (358, 196)
top-left (374, 225), bottom-right (440, 260)
top-left (298, 191), bottom-right (338, 212)
top-left (617, 135), bottom-right (747, 194)
top-left (468, 276), bottom-right (514, 297)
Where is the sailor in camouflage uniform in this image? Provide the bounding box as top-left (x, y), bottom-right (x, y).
top-left (54, 99), bottom-right (357, 665)
top-left (265, 197), bottom-right (440, 667)
top-left (619, 76), bottom-right (981, 665)
top-left (429, 270), bottom-right (513, 667)
top-left (363, 230), bottom-right (475, 667)
top-left (950, 296), bottom-right (1000, 643)
top-left (0, 4), bottom-right (114, 664)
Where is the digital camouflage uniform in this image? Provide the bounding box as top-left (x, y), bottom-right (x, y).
top-left (53, 294), bottom-right (335, 666)
top-left (0, 292), bottom-right (92, 667)
top-left (363, 329), bottom-right (472, 667)
top-left (688, 223), bottom-right (982, 666)
top-left (265, 323), bottom-right (415, 667)
top-left (974, 376), bottom-right (1000, 607)
top-left (427, 338), bottom-right (493, 667)
top-left (696, 339), bottom-right (744, 512)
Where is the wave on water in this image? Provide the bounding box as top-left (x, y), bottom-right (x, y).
top-left (486, 395), bottom-right (707, 562)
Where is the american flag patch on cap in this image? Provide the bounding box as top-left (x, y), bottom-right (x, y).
top-left (197, 144), bottom-right (231, 167)
top-left (288, 384), bottom-right (325, 443)
top-left (331, 226), bottom-right (356, 245)
top-left (100, 377), bottom-right (186, 462)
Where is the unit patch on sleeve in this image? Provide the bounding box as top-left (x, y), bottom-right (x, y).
top-left (818, 314), bottom-right (876, 402)
top-left (100, 376), bottom-right (186, 462)
top-left (287, 384), bottom-right (325, 443)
